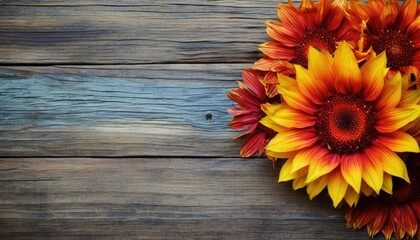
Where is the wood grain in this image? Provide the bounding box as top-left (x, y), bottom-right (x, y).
top-left (0, 157), bottom-right (368, 240)
top-left (0, 1), bottom-right (382, 239)
top-left (0, 0), bottom-right (284, 64)
top-left (0, 64), bottom-right (248, 157)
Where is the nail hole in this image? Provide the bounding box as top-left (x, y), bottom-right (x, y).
top-left (205, 113), bottom-right (213, 121)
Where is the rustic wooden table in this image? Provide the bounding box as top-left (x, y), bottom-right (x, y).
top-left (0, 1), bottom-right (370, 239)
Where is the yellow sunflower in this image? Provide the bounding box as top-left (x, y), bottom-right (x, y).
top-left (261, 42), bottom-right (420, 207)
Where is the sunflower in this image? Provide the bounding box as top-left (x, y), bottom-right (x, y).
top-left (345, 154), bottom-right (420, 240)
top-left (261, 42), bottom-right (420, 207)
top-left (348, 0), bottom-right (420, 72)
top-left (227, 69), bottom-right (279, 158)
top-left (253, 0), bottom-right (361, 74)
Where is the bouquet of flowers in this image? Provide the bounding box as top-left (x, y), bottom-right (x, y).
top-left (227, 0), bottom-right (420, 239)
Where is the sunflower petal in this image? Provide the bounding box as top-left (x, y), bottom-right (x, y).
top-left (265, 103), bottom-right (317, 128)
top-left (375, 106), bottom-right (420, 133)
top-left (375, 131), bottom-right (420, 153)
top-left (381, 173), bottom-right (393, 194)
top-left (295, 47), bottom-right (334, 104)
top-left (292, 175), bottom-right (307, 190)
top-left (277, 73), bottom-right (318, 114)
top-left (344, 187), bottom-right (360, 207)
top-left (327, 168), bottom-right (348, 207)
top-left (360, 51), bottom-right (387, 101)
top-left (362, 151), bottom-right (384, 194)
top-left (306, 175), bottom-right (327, 200)
top-left (341, 153), bottom-right (363, 193)
top-left (333, 42), bottom-right (362, 95)
top-left (306, 152), bottom-right (340, 183)
top-left (365, 143), bottom-right (410, 183)
top-left (266, 128), bottom-right (318, 153)
top-left (292, 145), bottom-right (326, 173)
top-left (375, 71), bottom-right (402, 110)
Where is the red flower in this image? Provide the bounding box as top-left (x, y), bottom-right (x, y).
top-left (227, 69), bottom-right (279, 158)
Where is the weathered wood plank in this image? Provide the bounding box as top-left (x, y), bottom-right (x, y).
top-left (0, 64), bottom-right (252, 157)
top-left (0, 0), bottom-right (286, 64)
top-left (0, 157), bottom-right (367, 239)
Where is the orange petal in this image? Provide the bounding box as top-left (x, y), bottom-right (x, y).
top-left (266, 21), bottom-right (300, 47)
top-left (306, 152), bottom-right (340, 183)
top-left (375, 71), bottom-right (402, 110)
top-left (277, 73), bottom-right (318, 114)
top-left (277, 3), bottom-right (306, 35)
top-left (327, 168), bottom-right (348, 207)
top-left (360, 51), bottom-right (387, 101)
top-left (332, 42), bottom-right (362, 95)
top-left (375, 106), bottom-right (420, 133)
top-left (266, 128), bottom-right (318, 153)
top-left (259, 41), bottom-right (296, 60)
top-left (396, 0), bottom-right (417, 30)
top-left (340, 153), bottom-right (363, 193)
top-left (375, 131), bottom-right (420, 153)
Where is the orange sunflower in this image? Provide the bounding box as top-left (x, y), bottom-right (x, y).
top-left (345, 154), bottom-right (420, 240)
top-left (253, 0), bottom-right (361, 75)
top-left (348, 0), bottom-right (420, 72)
top-left (261, 42), bottom-right (420, 207)
top-left (227, 69), bottom-right (279, 158)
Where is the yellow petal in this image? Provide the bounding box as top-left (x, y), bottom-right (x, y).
top-left (360, 51), bottom-right (387, 101)
top-left (306, 152), bottom-right (340, 183)
top-left (340, 153), bottom-right (363, 193)
top-left (362, 151), bottom-right (384, 194)
top-left (360, 180), bottom-right (375, 196)
top-left (381, 173), bottom-right (393, 195)
top-left (296, 49), bottom-right (332, 104)
top-left (327, 168), bottom-right (348, 207)
top-left (375, 131), bottom-right (420, 153)
top-left (279, 157), bottom-right (308, 182)
top-left (277, 73), bottom-right (318, 114)
top-left (259, 115), bottom-right (287, 133)
top-left (278, 158), bottom-right (296, 182)
top-left (375, 71), bottom-right (401, 110)
top-left (306, 175), bottom-right (327, 200)
top-left (266, 128), bottom-right (318, 153)
top-left (375, 106), bottom-right (420, 133)
top-left (365, 143), bottom-right (410, 183)
top-left (265, 149), bottom-right (297, 159)
top-left (266, 103), bottom-right (317, 128)
top-left (292, 145), bottom-right (326, 173)
top-left (292, 175), bottom-right (307, 190)
top-left (344, 187), bottom-right (360, 207)
top-left (332, 42), bottom-right (362, 95)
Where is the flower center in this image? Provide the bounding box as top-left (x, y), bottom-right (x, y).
top-left (315, 95), bottom-right (376, 154)
top-left (295, 29), bottom-right (336, 67)
top-left (372, 29), bottom-right (414, 69)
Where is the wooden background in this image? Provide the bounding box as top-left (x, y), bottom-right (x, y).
top-left (0, 1), bottom-right (370, 239)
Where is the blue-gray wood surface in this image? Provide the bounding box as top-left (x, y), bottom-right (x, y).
top-left (0, 1), bottom-right (370, 239)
